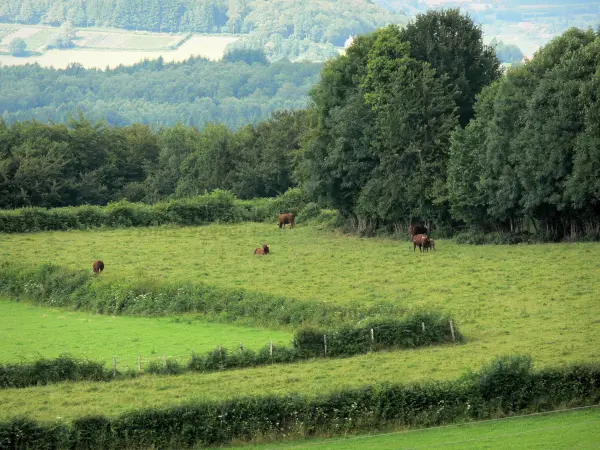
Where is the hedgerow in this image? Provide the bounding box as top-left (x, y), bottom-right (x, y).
top-left (0, 313), bottom-right (460, 388)
top-left (0, 262), bottom-right (414, 328)
top-left (0, 356), bottom-right (598, 449)
top-left (0, 188), bottom-right (309, 234)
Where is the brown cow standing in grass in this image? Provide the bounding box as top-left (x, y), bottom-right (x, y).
top-left (253, 244), bottom-right (270, 255)
top-left (92, 260), bottom-right (104, 274)
top-left (413, 234), bottom-right (431, 253)
top-left (278, 213), bottom-right (295, 229)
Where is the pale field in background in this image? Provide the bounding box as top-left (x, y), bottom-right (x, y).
top-left (0, 24), bottom-right (240, 69)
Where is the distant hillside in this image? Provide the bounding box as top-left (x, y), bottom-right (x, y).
top-left (0, 0), bottom-right (408, 47)
top-left (0, 56), bottom-right (322, 130)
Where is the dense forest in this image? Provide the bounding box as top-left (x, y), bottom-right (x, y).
top-left (0, 54), bottom-right (322, 129)
top-left (0, 0), bottom-right (407, 47)
top-left (1, 9), bottom-right (599, 240)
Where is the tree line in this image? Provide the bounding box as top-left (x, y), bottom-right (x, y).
top-left (2, 9), bottom-right (599, 240)
top-left (0, 109), bottom-right (306, 208)
top-left (0, 54), bottom-right (322, 129)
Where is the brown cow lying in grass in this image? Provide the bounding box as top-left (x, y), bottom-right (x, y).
top-left (412, 234), bottom-right (431, 253)
top-left (92, 260), bottom-right (104, 274)
top-left (278, 213), bottom-right (295, 229)
top-left (254, 244), bottom-right (270, 255)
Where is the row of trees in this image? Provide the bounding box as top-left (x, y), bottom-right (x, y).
top-left (0, 110), bottom-right (305, 208)
top-left (0, 54), bottom-right (322, 129)
top-left (0, 0), bottom-right (407, 45)
top-left (447, 27), bottom-right (600, 237)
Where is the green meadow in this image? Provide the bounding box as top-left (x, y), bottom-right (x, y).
top-left (0, 300), bottom-right (291, 369)
top-left (0, 223), bottom-right (598, 423)
top-left (231, 406), bottom-right (600, 449)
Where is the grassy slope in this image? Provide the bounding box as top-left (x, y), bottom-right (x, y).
top-left (230, 406), bottom-right (600, 449)
top-left (0, 223), bottom-right (598, 422)
top-left (0, 300), bottom-right (291, 369)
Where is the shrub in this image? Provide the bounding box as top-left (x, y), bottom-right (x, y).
top-left (0, 189), bottom-right (313, 234)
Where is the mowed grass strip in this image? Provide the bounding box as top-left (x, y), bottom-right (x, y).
top-left (230, 406), bottom-right (600, 449)
top-left (0, 300), bottom-right (291, 370)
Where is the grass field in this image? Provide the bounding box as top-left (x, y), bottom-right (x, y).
top-left (0, 24), bottom-right (239, 69)
top-left (0, 299), bottom-right (291, 369)
top-left (0, 223), bottom-right (598, 422)
top-left (230, 406), bottom-right (600, 449)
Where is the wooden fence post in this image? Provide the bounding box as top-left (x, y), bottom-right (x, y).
top-left (218, 345), bottom-right (223, 361)
top-left (324, 334), bottom-right (327, 356)
top-left (113, 357), bottom-right (117, 378)
top-left (138, 355), bottom-right (141, 374)
top-left (163, 354), bottom-right (167, 367)
top-left (370, 328), bottom-right (374, 352)
top-left (270, 340), bottom-right (273, 359)
top-left (449, 319), bottom-right (456, 343)
top-left (239, 342), bottom-right (244, 357)
top-left (422, 322), bottom-right (426, 334)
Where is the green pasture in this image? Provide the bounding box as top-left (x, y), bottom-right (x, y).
top-left (0, 300), bottom-right (290, 370)
top-left (232, 406), bottom-right (600, 449)
top-left (0, 223), bottom-right (598, 422)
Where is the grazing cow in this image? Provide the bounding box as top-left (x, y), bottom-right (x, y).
top-left (413, 234), bottom-right (431, 253)
top-left (409, 223), bottom-right (428, 238)
top-left (278, 212), bottom-right (295, 229)
top-left (92, 260), bottom-right (104, 274)
top-left (254, 244), bottom-right (270, 255)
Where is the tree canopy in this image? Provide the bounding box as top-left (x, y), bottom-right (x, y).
top-left (447, 27), bottom-right (600, 237)
top-left (300, 10), bottom-right (500, 234)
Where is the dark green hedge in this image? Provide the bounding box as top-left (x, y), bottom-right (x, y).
top-left (0, 355), bottom-right (109, 389)
top-left (0, 188), bottom-right (309, 233)
top-left (0, 313), bottom-right (460, 388)
top-left (1, 356), bottom-right (598, 449)
top-left (454, 229), bottom-right (600, 245)
top-left (0, 262), bottom-right (411, 328)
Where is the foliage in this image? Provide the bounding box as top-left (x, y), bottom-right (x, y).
top-left (0, 188), bottom-right (313, 232)
top-left (0, 355), bottom-right (110, 388)
top-left (301, 10), bottom-right (499, 235)
top-left (0, 57), bottom-right (321, 131)
top-left (0, 0), bottom-right (407, 45)
top-left (447, 27), bottom-right (600, 239)
top-left (0, 261), bottom-right (409, 328)
top-left (8, 37), bottom-right (26, 56)
top-left (0, 110), bottom-right (310, 208)
top-left (0, 358), bottom-right (598, 448)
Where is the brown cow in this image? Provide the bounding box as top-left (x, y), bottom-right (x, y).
top-left (253, 244), bottom-right (270, 255)
top-left (92, 260), bottom-right (104, 274)
top-left (422, 238), bottom-right (436, 252)
top-left (278, 213), bottom-right (295, 229)
top-left (413, 234), bottom-right (431, 253)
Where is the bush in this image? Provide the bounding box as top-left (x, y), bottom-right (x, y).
top-left (1, 358), bottom-right (599, 449)
top-left (0, 355), bottom-right (109, 388)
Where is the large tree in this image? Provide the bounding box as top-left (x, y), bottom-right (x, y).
top-left (398, 8), bottom-right (501, 127)
top-left (302, 11), bottom-right (497, 233)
